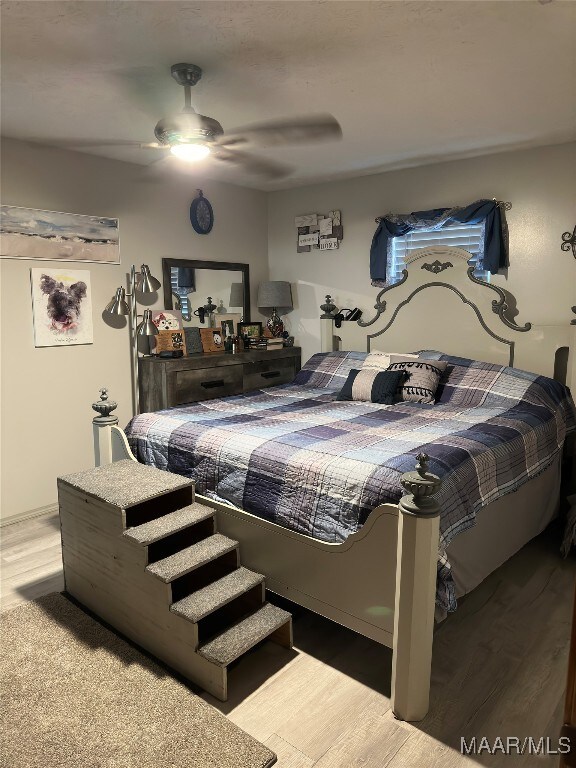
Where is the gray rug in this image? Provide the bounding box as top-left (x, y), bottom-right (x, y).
top-left (0, 593), bottom-right (276, 768)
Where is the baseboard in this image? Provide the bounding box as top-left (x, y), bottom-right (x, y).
top-left (0, 503), bottom-right (59, 528)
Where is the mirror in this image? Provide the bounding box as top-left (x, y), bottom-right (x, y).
top-left (162, 259), bottom-right (250, 326)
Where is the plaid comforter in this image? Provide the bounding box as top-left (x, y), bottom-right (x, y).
top-left (126, 352), bottom-right (576, 612)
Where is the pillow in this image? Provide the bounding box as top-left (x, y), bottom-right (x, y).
top-left (387, 356), bottom-right (448, 404)
top-left (362, 351), bottom-right (418, 372)
top-left (293, 351), bottom-right (367, 389)
top-left (336, 368), bottom-right (407, 404)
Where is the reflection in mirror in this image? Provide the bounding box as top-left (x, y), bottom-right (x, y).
top-left (170, 266), bottom-right (195, 321)
top-left (162, 259), bottom-right (250, 327)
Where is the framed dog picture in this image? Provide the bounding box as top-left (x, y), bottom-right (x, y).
top-left (151, 310), bottom-right (183, 331)
top-left (30, 267), bottom-right (93, 347)
top-left (154, 329), bottom-right (187, 354)
top-left (149, 310), bottom-right (183, 354)
top-left (200, 327), bottom-right (225, 353)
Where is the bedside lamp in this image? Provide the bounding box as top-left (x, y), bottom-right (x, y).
top-left (257, 281), bottom-right (293, 337)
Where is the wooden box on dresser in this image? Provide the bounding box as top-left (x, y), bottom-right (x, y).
top-left (138, 347), bottom-right (302, 412)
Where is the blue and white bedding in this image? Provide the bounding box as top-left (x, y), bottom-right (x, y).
top-left (125, 351), bottom-right (576, 611)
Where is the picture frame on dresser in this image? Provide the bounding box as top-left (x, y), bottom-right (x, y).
top-left (154, 329), bottom-right (187, 355)
top-left (238, 321), bottom-right (262, 338)
top-left (199, 327), bottom-right (225, 353)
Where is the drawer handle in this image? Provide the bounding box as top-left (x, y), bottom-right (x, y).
top-left (201, 379), bottom-right (225, 389)
top-left (261, 371), bottom-right (281, 379)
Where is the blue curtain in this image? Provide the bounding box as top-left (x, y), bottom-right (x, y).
top-left (370, 199), bottom-right (508, 285)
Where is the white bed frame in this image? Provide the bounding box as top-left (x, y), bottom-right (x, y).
top-left (92, 247), bottom-right (574, 722)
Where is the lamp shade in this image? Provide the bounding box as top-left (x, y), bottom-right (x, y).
top-left (136, 264), bottom-right (161, 293)
top-left (257, 281), bottom-right (293, 311)
top-left (136, 309), bottom-right (159, 337)
top-left (229, 282), bottom-right (244, 307)
top-left (104, 287), bottom-right (130, 315)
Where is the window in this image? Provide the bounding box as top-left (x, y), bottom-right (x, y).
top-left (387, 222), bottom-right (489, 285)
top-left (170, 271), bottom-right (191, 319)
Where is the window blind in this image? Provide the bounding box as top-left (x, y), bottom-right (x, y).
top-left (170, 272), bottom-right (191, 318)
top-left (388, 222), bottom-right (489, 284)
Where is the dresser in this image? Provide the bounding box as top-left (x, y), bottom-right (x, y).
top-left (138, 347), bottom-right (301, 412)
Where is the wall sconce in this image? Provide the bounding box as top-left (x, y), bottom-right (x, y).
top-left (104, 264), bottom-right (161, 415)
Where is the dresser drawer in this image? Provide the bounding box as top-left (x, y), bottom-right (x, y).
top-left (170, 364), bottom-right (243, 405)
top-left (243, 357), bottom-right (296, 391)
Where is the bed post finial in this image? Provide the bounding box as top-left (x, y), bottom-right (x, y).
top-left (392, 454), bottom-right (442, 721)
top-left (320, 295), bottom-right (338, 352)
top-left (92, 388), bottom-right (119, 467)
top-left (399, 453), bottom-right (442, 517)
top-left (92, 388), bottom-right (118, 424)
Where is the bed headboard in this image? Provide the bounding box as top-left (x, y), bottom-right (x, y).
top-left (325, 246), bottom-right (573, 385)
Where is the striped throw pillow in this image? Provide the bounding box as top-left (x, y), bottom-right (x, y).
top-left (336, 368), bottom-right (407, 404)
top-left (387, 356), bottom-right (447, 404)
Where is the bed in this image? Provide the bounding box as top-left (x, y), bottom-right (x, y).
top-left (95, 246), bottom-right (576, 721)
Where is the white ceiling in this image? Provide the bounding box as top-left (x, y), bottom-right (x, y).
top-left (1, 0), bottom-right (575, 191)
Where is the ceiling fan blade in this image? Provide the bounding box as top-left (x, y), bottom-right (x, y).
top-left (26, 138), bottom-right (169, 150)
top-left (211, 147), bottom-right (293, 179)
top-left (217, 114), bottom-right (342, 149)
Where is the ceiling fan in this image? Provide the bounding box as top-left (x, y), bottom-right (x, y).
top-left (101, 63), bottom-right (342, 179)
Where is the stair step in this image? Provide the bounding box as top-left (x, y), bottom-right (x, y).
top-left (123, 503), bottom-right (214, 546)
top-left (171, 567), bottom-right (265, 623)
top-left (146, 534), bottom-right (238, 583)
top-left (199, 603), bottom-right (292, 667)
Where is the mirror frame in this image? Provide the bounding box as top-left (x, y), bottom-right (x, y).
top-left (162, 258), bottom-right (251, 322)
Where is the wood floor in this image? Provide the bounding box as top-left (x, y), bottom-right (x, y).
top-left (1, 512), bottom-right (574, 767)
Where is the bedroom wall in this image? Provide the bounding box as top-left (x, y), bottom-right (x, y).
top-left (267, 142), bottom-right (576, 368)
top-left (0, 138), bottom-right (269, 523)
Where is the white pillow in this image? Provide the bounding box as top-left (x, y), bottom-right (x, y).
top-left (362, 351), bottom-right (418, 372)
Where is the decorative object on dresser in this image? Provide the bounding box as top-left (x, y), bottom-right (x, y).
top-left (138, 346), bottom-right (301, 411)
top-left (103, 263), bottom-right (161, 415)
top-left (257, 281), bottom-right (293, 337)
top-left (30, 268), bottom-right (93, 347)
top-left (0, 204), bottom-right (120, 264)
top-left (155, 329), bottom-right (187, 355)
top-left (246, 337), bottom-right (268, 350)
top-left (183, 326), bottom-right (203, 354)
top-left (238, 321), bottom-right (263, 339)
top-left (218, 313), bottom-right (242, 338)
top-left (149, 309), bottom-right (182, 353)
top-left (199, 327), bottom-right (225, 353)
top-left (295, 210), bottom-right (343, 252)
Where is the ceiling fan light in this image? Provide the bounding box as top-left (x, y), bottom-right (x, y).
top-left (170, 143), bottom-right (211, 162)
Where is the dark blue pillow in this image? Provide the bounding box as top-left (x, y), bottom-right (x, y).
top-left (336, 368), bottom-right (407, 404)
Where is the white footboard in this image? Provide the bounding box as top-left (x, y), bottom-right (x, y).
top-left (90, 390), bottom-right (439, 721)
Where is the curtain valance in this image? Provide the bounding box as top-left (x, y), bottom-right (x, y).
top-left (370, 199), bottom-right (508, 286)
